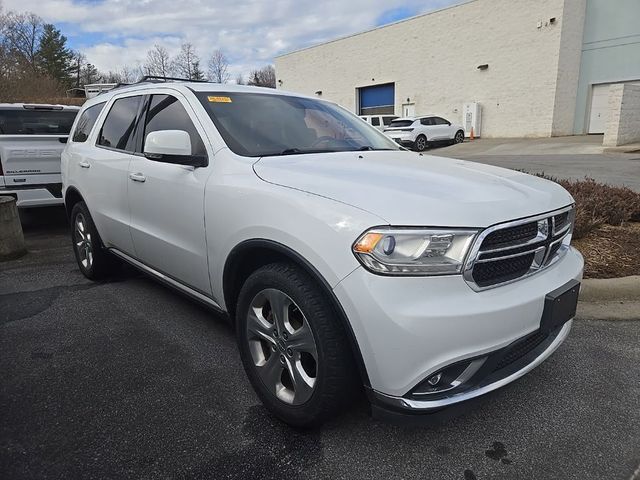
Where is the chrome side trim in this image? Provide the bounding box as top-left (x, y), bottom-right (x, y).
top-left (373, 320), bottom-right (572, 411)
top-left (109, 248), bottom-right (223, 311)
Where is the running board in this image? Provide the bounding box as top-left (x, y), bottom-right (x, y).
top-left (109, 248), bottom-right (223, 311)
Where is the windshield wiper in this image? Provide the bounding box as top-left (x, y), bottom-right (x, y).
top-left (276, 148), bottom-right (336, 156)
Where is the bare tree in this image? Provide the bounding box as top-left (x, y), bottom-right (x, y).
top-left (172, 42), bottom-right (199, 79)
top-left (0, 11), bottom-right (43, 71)
top-left (247, 65), bottom-right (276, 88)
top-left (208, 49), bottom-right (230, 84)
top-left (235, 73), bottom-right (245, 85)
top-left (144, 44), bottom-right (171, 77)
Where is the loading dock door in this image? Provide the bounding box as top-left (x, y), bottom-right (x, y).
top-left (359, 83), bottom-right (395, 115)
top-left (588, 84), bottom-right (610, 134)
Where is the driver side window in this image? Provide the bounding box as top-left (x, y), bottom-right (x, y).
top-left (144, 95), bottom-right (207, 156)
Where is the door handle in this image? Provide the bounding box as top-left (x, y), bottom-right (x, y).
top-left (78, 161), bottom-right (90, 168)
top-left (129, 172), bottom-right (146, 183)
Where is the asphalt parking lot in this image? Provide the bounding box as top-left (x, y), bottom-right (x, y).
top-left (1, 208), bottom-right (639, 480)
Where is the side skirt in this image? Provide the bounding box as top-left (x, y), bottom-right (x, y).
top-left (109, 248), bottom-right (225, 313)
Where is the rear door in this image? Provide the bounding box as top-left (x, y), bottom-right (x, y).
top-left (78, 94), bottom-right (145, 254)
top-left (0, 107), bottom-right (77, 189)
top-left (127, 92), bottom-right (213, 295)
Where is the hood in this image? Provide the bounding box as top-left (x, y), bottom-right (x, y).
top-left (253, 151), bottom-right (573, 227)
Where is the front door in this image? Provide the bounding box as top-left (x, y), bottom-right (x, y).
top-left (127, 93), bottom-right (213, 295)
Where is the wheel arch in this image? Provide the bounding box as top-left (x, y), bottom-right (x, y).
top-left (223, 238), bottom-right (371, 387)
top-left (64, 186), bottom-right (85, 219)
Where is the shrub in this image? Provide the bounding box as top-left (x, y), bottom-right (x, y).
top-left (536, 175), bottom-right (640, 239)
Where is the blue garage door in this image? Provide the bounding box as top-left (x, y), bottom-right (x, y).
top-left (359, 83), bottom-right (395, 115)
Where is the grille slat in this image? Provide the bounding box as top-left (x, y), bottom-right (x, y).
top-left (493, 330), bottom-right (549, 372)
top-left (465, 207), bottom-right (574, 290)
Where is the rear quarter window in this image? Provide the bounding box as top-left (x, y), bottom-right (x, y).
top-left (388, 120), bottom-right (414, 128)
top-left (72, 103), bottom-right (106, 142)
top-left (0, 109), bottom-right (78, 135)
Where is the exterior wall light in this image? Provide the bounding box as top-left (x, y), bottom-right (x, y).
top-left (315, 90), bottom-right (322, 96)
top-left (477, 64), bottom-right (489, 71)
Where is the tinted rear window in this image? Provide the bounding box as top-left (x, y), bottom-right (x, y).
top-left (0, 109), bottom-right (77, 135)
top-left (388, 120), bottom-right (414, 128)
top-left (72, 103), bottom-right (105, 142)
top-left (98, 96), bottom-right (143, 151)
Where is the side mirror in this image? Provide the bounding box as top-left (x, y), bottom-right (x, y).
top-left (143, 130), bottom-right (207, 167)
top-left (446, 121), bottom-right (451, 126)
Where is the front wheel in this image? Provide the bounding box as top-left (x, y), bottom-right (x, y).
top-left (454, 130), bottom-right (465, 144)
top-left (236, 263), bottom-right (358, 427)
top-left (414, 134), bottom-right (428, 152)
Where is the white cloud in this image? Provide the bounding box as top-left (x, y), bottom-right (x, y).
top-left (3, 0), bottom-right (458, 76)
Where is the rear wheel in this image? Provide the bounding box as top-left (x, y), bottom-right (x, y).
top-left (70, 201), bottom-right (118, 280)
top-left (236, 262), bottom-right (358, 427)
top-left (414, 134), bottom-right (428, 152)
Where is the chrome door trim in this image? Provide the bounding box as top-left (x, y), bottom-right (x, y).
top-left (109, 248), bottom-right (222, 311)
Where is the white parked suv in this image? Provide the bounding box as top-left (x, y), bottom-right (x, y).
top-left (384, 115), bottom-right (465, 151)
top-left (61, 80), bottom-right (583, 427)
top-left (359, 114), bottom-right (398, 131)
top-left (0, 104), bottom-right (79, 207)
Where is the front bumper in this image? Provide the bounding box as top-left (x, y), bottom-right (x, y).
top-left (333, 246), bottom-right (583, 410)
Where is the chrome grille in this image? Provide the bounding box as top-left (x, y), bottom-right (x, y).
top-left (463, 206), bottom-right (575, 291)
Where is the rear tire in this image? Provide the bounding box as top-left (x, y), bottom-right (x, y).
top-left (414, 134), bottom-right (428, 152)
top-left (236, 262), bottom-right (359, 427)
top-left (70, 201), bottom-right (118, 280)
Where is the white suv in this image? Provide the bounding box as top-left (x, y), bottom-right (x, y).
top-left (359, 114), bottom-right (398, 131)
top-left (61, 81), bottom-right (583, 427)
top-left (384, 115), bottom-right (465, 151)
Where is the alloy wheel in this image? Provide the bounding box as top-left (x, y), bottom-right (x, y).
top-left (455, 131), bottom-right (464, 143)
top-left (74, 213), bottom-right (93, 269)
top-left (416, 136), bottom-right (427, 151)
top-left (246, 288), bottom-right (318, 405)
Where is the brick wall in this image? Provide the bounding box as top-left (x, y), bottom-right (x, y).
top-left (275, 0), bottom-right (586, 138)
top-left (603, 84), bottom-right (640, 146)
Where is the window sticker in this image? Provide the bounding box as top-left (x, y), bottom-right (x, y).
top-left (207, 96), bottom-right (232, 103)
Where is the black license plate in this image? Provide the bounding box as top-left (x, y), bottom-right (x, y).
top-left (540, 280), bottom-right (580, 333)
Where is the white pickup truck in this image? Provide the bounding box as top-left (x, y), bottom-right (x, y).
top-left (0, 103), bottom-right (79, 207)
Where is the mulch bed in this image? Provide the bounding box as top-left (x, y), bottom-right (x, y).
top-left (573, 222), bottom-right (640, 279)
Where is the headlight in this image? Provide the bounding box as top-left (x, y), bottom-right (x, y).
top-left (352, 228), bottom-right (478, 276)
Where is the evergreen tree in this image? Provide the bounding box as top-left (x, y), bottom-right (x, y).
top-left (37, 24), bottom-right (73, 84)
top-left (191, 60), bottom-right (205, 80)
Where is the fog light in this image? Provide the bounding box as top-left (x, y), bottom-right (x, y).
top-left (427, 372), bottom-right (442, 386)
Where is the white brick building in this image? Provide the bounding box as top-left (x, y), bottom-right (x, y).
top-left (275, 0), bottom-right (640, 139)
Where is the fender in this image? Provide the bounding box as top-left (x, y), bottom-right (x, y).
top-left (224, 238), bottom-right (371, 387)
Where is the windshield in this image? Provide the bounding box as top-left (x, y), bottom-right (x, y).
top-left (196, 92), bottom-right (400, 157)
top-left (0, 109), bottom-right (77, 135)
top-left (388, 120), bottom-right (414, 128)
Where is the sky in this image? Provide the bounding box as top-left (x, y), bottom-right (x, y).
top-left (2, 0), bottom-right (460, 79)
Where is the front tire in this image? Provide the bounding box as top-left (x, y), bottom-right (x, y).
top-left (70, 201), bottom-right (118, 280)
top-left (236, 262), bottom-right (358, 427)
top-left (454, 130), bottom-right (465, 144)
top-left (414, 134), bottom-right (428, 152)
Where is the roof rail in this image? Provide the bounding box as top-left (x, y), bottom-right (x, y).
top-left (137, 75), bottom-right (209, 84)
top-left (101, 75), bottom-right (209, 95)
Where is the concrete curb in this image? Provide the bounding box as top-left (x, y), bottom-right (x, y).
top-left (577, 276), bottom-right (640, 321)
